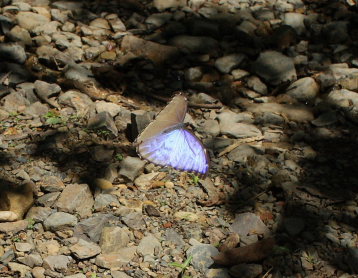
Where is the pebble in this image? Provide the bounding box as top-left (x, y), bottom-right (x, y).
top-left (0, 43), bottom-right (27, 64)
top-left (215, 54), bottom-right (246, 74)
top-left (230, 212), bottom-right (270, 237)
top-left (286, 77), bottom-right (319, 102)
top-left (252, 50), bottom-right (297, 85)
top-left (43, 255), bottom-right (71, 271)
top-left (137, 234), bottom-right (161, 257)
top-left (16, 11), bottom-right (50, 30)
top-left (95, 247), bottom-right (137, 268)
top-left (43, 212), bottom-right (78, 231)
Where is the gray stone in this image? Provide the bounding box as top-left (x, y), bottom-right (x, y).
top-left (0, 43), bottom-right (26, 64)
top-left (111, 271), bottom-right (131, 278)
top-left (33, 21), bottom-right (60, 35)
top-left (215, 54), bottom-right (246, 74)
top-left (87, 111), bottom-right (118, 136)
top-left (146, 13), bottom-right (172, 28)
top-left (283, 13), bottom-right (306, 35)
top-left (187, 244), bottom-right (219, 273)
top-left (55, 184), bottom-right (94, 218)
top-left (119, 156), bottom-right (146, 181)
top-left (246, 76), bottom-right (267, 95)
top-left (106, 14), bottom-right (126, 32)
top-left (121, 211), bottom-right (146, 229)
top-left (51, 9), bottom-right (69, 23)
top-left (74, 213), bottom-right (118, 243)
top-left (0, 220), bottom-right (28, 233)
top-left (70, 238), bottom-right (101, 259)
top-left (15, 242), bottom-right (33, 252)
top-left (32, 266), bottom-right (45, 278)
top-left (43, 212), bottom-right (78, 231)
top-left (230, 212), bottom-right (270, 237)
top-left (39, 175), bottom-right (65, 192)
top-left (327, 89), bottom-right (358, 123)
top-left (252, 50), bottom-right (297, 85)
top-left (220, 122), bottom-right (262, 139)
top-left (36, 192), bottom-right (60, 207)
top-left (7, 25), bottom-right (32, 45)
top-left (58, 90), bottom-right (94, 117)
top-left (84, 45), bottom-right (106, 59)
top-left (52, 1), bottom-right (83, 10)
top-left (64, 274), bottom-right (86, 278)
top-left (137, 234), bottom-right (161, 256)
top-left (8, 262), bottom-right (31, 277)
top-left (17, 253), bottom-right (43, 267)
top-left (16, 12), bottom-right (50, 30)
top-left (283, 217), bottom-right (305, 236)
top-left (200, 119), bottom-right (220, 137)
top-left (153, 0), bottom-right (186, 11)
top-left (95, 101), bottom-right (124, 117)
top-left (95, 247), bottom-right (137, 268)
top-left (229, 264), bottom-right (263, 278)
top-left (24, 102), bottom-right (49, 118)
top-left (227, 145), bottom-right (258, 163)
top-left (94, 194), bottom-right (120, 211)
top-left (100, 226), bottom-right (132, 253)
top-left (318, 65), bottom-right (358, 90)
top-left (169, 35), bottom-right (218, 54)
top-left (255, 112), bottom-right (284, 126)
top-left (185, 67), bottom-right (203, 81)
top-left (43, 255), bottom-right (71, 271)
top-left (286, 77), bottom-right (319, 102)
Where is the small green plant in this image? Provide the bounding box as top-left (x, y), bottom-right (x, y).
top-left (43, 111), bottom-right (65, 126)
top-left (95, 129), bottom-right (111, 137)
top-left (90, 273), bottom-right (99, 278)
top-left (189, 174), bottom-right (200, 185)
top-left (12, 236), bottom-right (21, 242)
top-left (27, 218), bottom-right (35, 230)
top-left (169, 255), bottom-right (193, 278)
top-left (115, 153), bottom-right (123, 161)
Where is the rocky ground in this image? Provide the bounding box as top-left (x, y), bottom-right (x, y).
top-left (0, 0), bottom-right (358, 277)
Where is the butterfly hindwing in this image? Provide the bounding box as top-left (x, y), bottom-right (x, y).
top-left (135, 93), bottom-right (209, 176)
top-left (138, 127), bottom-right (209, 175)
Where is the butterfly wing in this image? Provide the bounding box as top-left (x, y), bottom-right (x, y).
top-left (137, 128), bottom-right (209, 176)
top-left (135, 94), bottom-right (187, 143)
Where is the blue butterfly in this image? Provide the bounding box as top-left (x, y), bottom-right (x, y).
top-left (135, 94), bottom-right (209, 176)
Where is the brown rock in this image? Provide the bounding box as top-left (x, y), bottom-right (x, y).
top-left (0, 220), bottom-right (28, 233)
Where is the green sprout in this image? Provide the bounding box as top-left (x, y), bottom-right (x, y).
top-left (169, 255), bottom-right (193, 278)
top-left (43, 111), bottom-right (65, 126)
top-left (189, 174), bottom-right (200, 185)
top-left (27, 218), bottom-right (35, 230)
top-left (115, 153), bottom-right (123, 161)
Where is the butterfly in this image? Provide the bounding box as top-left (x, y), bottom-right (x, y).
top-left (134, 93), bottom-right (209, 176)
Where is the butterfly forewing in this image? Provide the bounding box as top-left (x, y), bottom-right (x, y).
top-left (136, 94), bottom-right (187, 143)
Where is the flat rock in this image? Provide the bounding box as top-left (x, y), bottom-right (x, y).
top-left (220, 122), bottom-right (262, 139)
top-left (94, 194), bottom-right (120, 211)
top-left (121, 35), bottom-right (178, 64)
top-left (39, 175), bottom-right (65, 192)
top-left (187, 243), bottom-right (219, 273)
top-left (43, 212), bottom-right (78, 231)
top-left (70, 238), bottom-right (101, 259)
top-left (286, 77), bottom-right (319, 102)
top-left (137, 234), bottom-right (161, 256)
top-left (16, 11), bottom-right (50, 30)
top-left (244, 102), bottom-right (314, 122)
top-left (230, 212), bottom-right (270, 237)
top-left (58, 90), bottom-right (94, 117)
top-left (43, 255), bottom-right (71, 271)
top-left (252, 50), bottom-right (296, 85)
top-left (0, 43), bottom-right (27, 64)
top-left (169, 35), bottom-right (218, 54)
top-left (95, 247), bottom-right (137, 269)
top-left (327, 89), bottom-right (358, 122)
top-left (8, 262), bottom-right (31, 277)
top-left (134, 172), bottom-right (161, 190)
top-left (215, 54), bottom-right (246, 74)
top-left (119, 156), bottom-right (146, 181)
top-left (153, 0), bottom-right (186, 11)
top-left (207, 268), bottom-right (231, 278)
top-left (17, 253), bottom-right (43, 267)
top-left (0, 220), bottom-right (27, 233)
top-left (74, 213), bottom-right (118, 243)
top-left (87, 111), bottom-right (118, 136)
top-left (55, 184), bottom-right (94, 218)
top-left (100, 226), bottom-right (132, 253)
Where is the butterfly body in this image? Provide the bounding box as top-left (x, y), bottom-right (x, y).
top-left (135, 94), bottom-right (209, 176)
